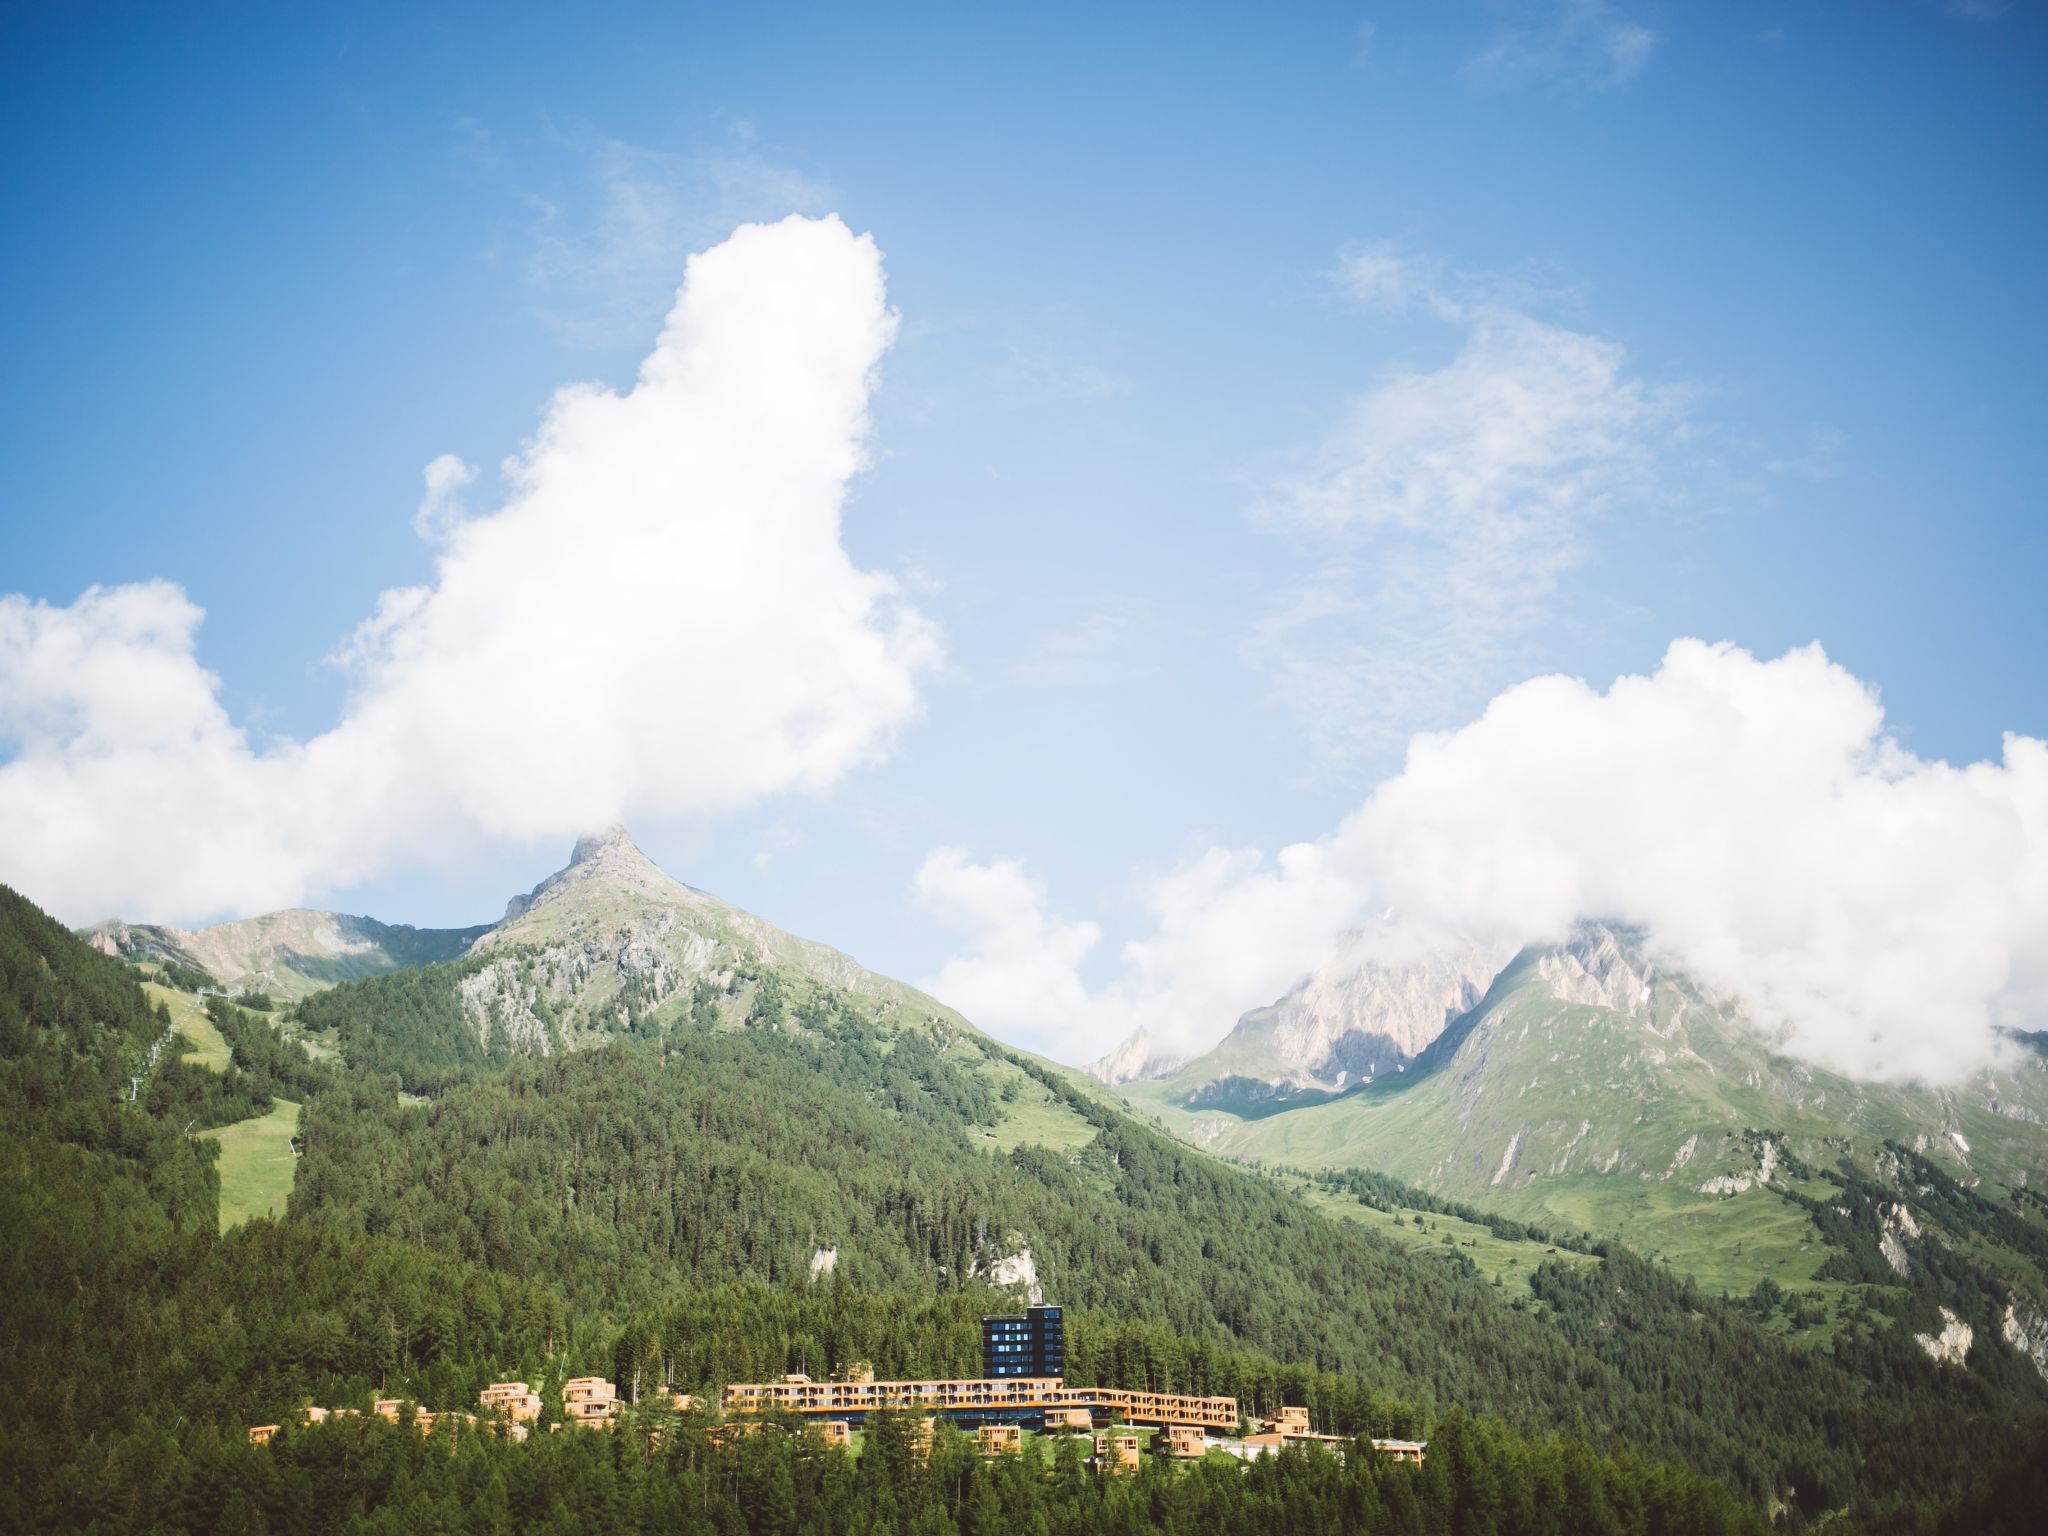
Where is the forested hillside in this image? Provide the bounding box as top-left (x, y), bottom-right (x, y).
top-left (5, 877), bottom-right (2046, 1533)
top-left (278, 925), bottom-right (2048, 1515)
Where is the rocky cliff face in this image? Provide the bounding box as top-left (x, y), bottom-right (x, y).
top-left (1244, 933), bottom-right (1513, 1087)
top-left (1105, 928), bottom-right (1511, 1091)
top-left (1087, 1028), bottom-right (1187, 1086)
top-left (458, 826), bottom-right (966, 1048)
top-left (1535, 924), bottom-right (1658, 1018)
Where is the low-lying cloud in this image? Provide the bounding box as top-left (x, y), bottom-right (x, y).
top-left (0, 215), bottom-right (939, 923)
top-left (918, 640), bottom-right (2048, 1085)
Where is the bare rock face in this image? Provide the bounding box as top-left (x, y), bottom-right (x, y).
top-left (498, 824), bottom-right (688, 923)
top-left (975, 1242), bottom-right (1045, 1305)
top-left (83, 908), bottom-right (487, 1001)
top-left (1916, 1307), bottom-right (1974, 1365)
top-left (1697, 1136), bottom-right (1782, 1197)
top-left (1088, 1029), bottom-right (1186, 1086)
top-left (459, 827), bottom-right (965, 1051)
top-left (1536, 925), bottom-right (1658, 1017)
top-left (1121, 927), bottom-right (1511, 1091)
top-left (2003, 1301), bottom-right (2048, 1381)
top-left (1266, 935), bottom-right (1508, 1070)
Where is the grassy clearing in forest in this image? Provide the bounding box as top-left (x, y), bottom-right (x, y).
top-left (1291, 1184), bottom-right (1600, 1299)
top-left (143, 981), bottom-right (232, 1073)
top-left (205, 1098), bottom-right (300, 1231)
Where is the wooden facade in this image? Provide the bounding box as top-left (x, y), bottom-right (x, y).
top-left (1093, 1433), bottom-right (1142, 1474)
top-left (723, 1374), bottom-right (1237, 1431)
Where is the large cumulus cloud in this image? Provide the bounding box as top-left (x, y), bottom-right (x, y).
top-left (921, 641), bottom-right (2048, 1084)
top-left (0, 215), bottom-right (939, 922)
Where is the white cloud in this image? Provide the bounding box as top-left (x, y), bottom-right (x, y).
top-left (921, 641), bottom-right (2048, 1086)
top-left (0, 214), bottom-right (939, 923)
top-left (411, 452), bottom-right (477, 542)
top-left (1465, 1), bottom-right (1659, 93)
top-left (914, 849), bottom-right (1104, 1050)
top-left (913, 843), bottom-right (1361, 1067)
top-left (1253, 245), bottom-right (1684, 765)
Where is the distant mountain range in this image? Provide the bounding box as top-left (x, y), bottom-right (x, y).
top-left (1092, 925), bottom-right (1509, 1096)
top-left (85, 907), bottom-right (488, 1000)
top-left (1107, 921), bottom-right (2048, 1313)
top-left (82, 835), bottom-right (2048, 1342)
top-left (36, 826), bottom-right (2048, 1522)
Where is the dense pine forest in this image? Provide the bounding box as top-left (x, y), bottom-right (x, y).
top-left (3, 881), bottom-right (2045, 1533)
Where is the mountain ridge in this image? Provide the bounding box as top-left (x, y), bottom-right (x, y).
top-left (85, 907), bottom-right (490, 1000)
top-left (1118, 920), bottom-right (2048, 1310)
top-left (1107, 927), bottom-right (1513, 1098)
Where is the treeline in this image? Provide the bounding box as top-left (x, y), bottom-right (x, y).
top-left (205, 995), bottom-right (334, 1101)
top-left (293, 962), bottom-right (508, 1093)
top-left (277, 965), bottom-right (2046, 1512)
top-left (14, 1406), bottom-right (1774, 1536)
top-left (153, 958), bottom-right (219, 993)
top-left (284, 1021), bottom-right (1636, 1428)
top-left (0, 885), bottom-right (222, 1227)
top-left (1301, 1165), bottom-right (1603, 1254)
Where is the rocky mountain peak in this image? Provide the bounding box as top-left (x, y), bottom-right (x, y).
top-left (1093, 927), bottom-right (1513, 1091)
top-left (1534, 921), bottom-right (1657, 1016)
top-left (570, 824), bottom-right (638, 866)
top-left (501, 826), bottom-right (686, 922)
top-left (1089, 1028), bottom-right (1188, 1086)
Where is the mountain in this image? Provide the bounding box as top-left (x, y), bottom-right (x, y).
top-left (458, 824), bottom-right (970, 1048)
top-left (85, 908), bottom-right (488, 1001)
top-left (1118, 922), bottom-right (2048, 1316)
top-left (1105, 929), bottom-right (1510, 1104)
top-left (8, 866), bottom-right (2048, 1530)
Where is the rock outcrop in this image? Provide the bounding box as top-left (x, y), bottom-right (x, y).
top-left (1106, 925), bottom-right (1509, 1090)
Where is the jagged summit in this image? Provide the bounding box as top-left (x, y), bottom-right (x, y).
top-left (1536, 920), bottom-right (1659, 1017)
top-left (570, 826), bottom-right (621, 865)
top-left (500, 825), bottom-right (694, 923)
top-left (466, 828), bottom-right (966, 1044)
top-left (569, 824), bottom-right (640, 867)
top-left (1088, 1028), bottom-right (1187, 1086)
top-left (1095, 926), bottom-right (1511, 1091)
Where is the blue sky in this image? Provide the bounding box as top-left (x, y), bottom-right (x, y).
top-left (3, 1), bottom-right (2044, 1065)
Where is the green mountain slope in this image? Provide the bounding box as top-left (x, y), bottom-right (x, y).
top-left (272, 849), bottom-right (2048, 1514)
top-left (1119, 925), bottom-right (2048, 1322)
top-left (12, 863), bottom-right (2048, 1529)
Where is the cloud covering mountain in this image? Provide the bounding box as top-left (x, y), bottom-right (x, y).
top-left (919, 640), bottom-right (2048, 1085)
top-left (0, 215), bottom-right (938, 922)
